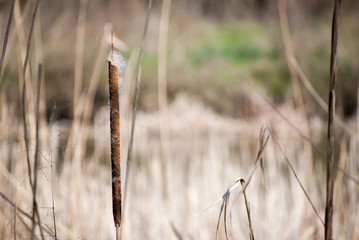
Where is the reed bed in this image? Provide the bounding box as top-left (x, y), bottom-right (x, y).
top-left (1, 1), bottom-right (359, 240)
top-left (1, 92), bottom-right (359, 239)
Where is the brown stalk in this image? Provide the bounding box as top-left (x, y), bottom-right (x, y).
top-left (0, 0), bottom-right (15, 79)
top-left (108, 50), bottom-right (122, 238)
top-left (32, 64), bottom-right (43, 239)
top-left (19, 0), bottom-right (44, 239)
top-left (240, 179), bottom-right (255, 240)
top-left (325, 0), bottom-right (342, 239)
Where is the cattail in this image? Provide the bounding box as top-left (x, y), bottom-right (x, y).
top-left (107, 50), bottom-right (126, 234)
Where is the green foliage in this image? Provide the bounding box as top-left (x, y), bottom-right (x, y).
top-left (186, 22), bottom-right (271, 67)
top-left (186, 21), bottom-right (289, 99)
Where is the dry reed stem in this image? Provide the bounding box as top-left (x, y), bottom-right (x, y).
top-left (336, 139), bottom-right (347, 236)
top-left (122, 0), bottom-right (153, 238)
top-left (325, 0), bottom-right (341, 239)
top-left (32, 64), bottom-right (43, 239)
top-left (19, 0), bottom-right (44, 239)
top-left (158, 0), bottom-right (172, 202)
top-left (0, 0), bottom-right (15, 79)
top-left (126, 0), bottom-right (153, 172)
top-left (357, 73), bottom-right (359, 156)
top-left (80, 29), bottom-right (108, 173)
top-left (269, 129), bottom-right (324, 226)
top-left (247, 82), bottom-right (359, 186)
top-left (240, 179), bottom-right (255, 240)
top-left (278, 0), bottom-right (313, 167)
top-left (74, 0), bottom-right (88, 118)
top-left (213, 126), bottom-right (326, 239)
top-left (107, 50), bottom-right (126, 235)
top-left (214, 127), bottom-right (270, 240)
top-left (49, 104), bottom-right (58, 239)
top-left (0, 191), bottom-right (55, 238)
top-left (23, 0), bottom-right (39, 74)
top-left (62, 0), bottom-right (88, 170)
top-left (169, 221), bottom-right (183, 240)
top-left (14, 201), bottom-right (16, 240)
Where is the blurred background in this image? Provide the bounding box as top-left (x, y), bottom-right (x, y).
top-left (0, 0), bottom-right (359, 239)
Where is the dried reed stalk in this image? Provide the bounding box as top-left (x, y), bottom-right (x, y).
top-left (248, 82), bottom-right (359, 186)
top-left (32, 64), bottom-right (43, 239)
top-left (214, 127), bottom-right (270, 240)
top-left (270, 130), bottom-right (324, 226)
top-left (0, 191), bottom-right (55, 238)
top-left (122, 0), bottom-right (153, 238)
top-left (278, 0), bottom-right (313, 169)
top-left (212, 126), bottom-right (325, 239)
top-left (0, 0), bottom-right (15, 79)
top-left (158, 0), bottom-right (172, 202)
top-left (325, 0), bottom-right (342, 239)
top-left (49, 103), bottom-right (58, 240)
top-left (107, 48), bottom-right (126, 239)
top-left (19, 0), bottom-right (44, 239)
top-left (240, 179), bottom-right (255, 240)
top-left (74, 0), bottom-right (88, 117)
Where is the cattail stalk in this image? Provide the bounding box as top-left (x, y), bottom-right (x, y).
top-left (107, 49), bottom-right (126, 238)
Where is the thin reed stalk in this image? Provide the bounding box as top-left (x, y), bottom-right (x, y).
top-left (240, 179), bottom-right (255, 240)
top-left (214, 127), bottom-right (270, 240)
top-left (32, 64), bottom-right (43, 239)
top-left (74, 0), bottom-right (88, 118)
top-left (246, 79), bottom-right (359, 186)
top-left (49, 102), bottom-right (58, 240)
top-left (325, 0), bottom-right (342, 239)
top-left (19, 0), bottom-right (44, 239)
top-left (62, 0), bottom-right (88, 169)
top-left (0, 0), bottom-right (15, 79)
top-left (14, 201), bottom-right (17, 240)
top-left (0, 191), bottom-right (55, 238)
top-left (107, 47), bottom-right (126, 239)
top-left (269, 129), bottom-right (324, 226)
top-left (212, 126), bottom-right (325, 239)
top-left (121, 0), bottom-right (153, 238)
top-left (157, 0), bottom-right (172, 202)
top-left (23, 0), bottom-right (39, 74)
top-left (278, 0), bottom-right (313, 169)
